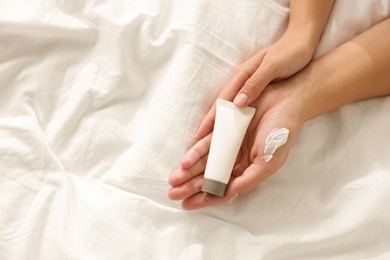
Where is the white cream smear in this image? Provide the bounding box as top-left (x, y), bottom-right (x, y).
top-left (264, 128), bottom-right (289, 162)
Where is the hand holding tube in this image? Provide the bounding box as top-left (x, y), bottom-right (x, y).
top-left (201, 100), bottom-right (255, 197)
top-left (168, 85), bottom-right (302, 210)
top-left (168, 17), bottom-right (390, 209)
top-left (195, 0), bottom-right (334, 140)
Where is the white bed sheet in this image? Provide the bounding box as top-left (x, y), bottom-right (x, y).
top-left (1, 0), bottom-right (390, 259)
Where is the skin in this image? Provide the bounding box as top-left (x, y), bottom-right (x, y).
top-left (194, 0), bottom-right (335, 140)
top-left (168, 17), bottom-right (390, 210)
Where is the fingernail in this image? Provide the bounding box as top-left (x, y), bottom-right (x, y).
top-left (233, 93), bottom-right (248, 106)
top-left (228, 194), bottom-right (239, 204)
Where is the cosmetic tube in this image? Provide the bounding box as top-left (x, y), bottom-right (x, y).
top-left (201, 99), bottom-right (256, 197)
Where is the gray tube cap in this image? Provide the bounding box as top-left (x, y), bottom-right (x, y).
top-left (201, 179), bottom-right (227, 197)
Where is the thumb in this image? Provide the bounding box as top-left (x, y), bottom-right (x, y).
top-left (229, 163), bottom-right (270, 194)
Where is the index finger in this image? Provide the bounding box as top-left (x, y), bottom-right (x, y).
top-left (181, 133), bottom-right (212, 168)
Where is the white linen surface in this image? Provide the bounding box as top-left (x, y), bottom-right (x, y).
top-left (1, 0), bottom-right (390, 259)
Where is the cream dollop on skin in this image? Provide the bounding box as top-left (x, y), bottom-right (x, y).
top-left (263, 128), bottom-right (289, 162)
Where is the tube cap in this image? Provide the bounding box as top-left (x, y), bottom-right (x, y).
top-left (201, 179), bottom-right (227, 197)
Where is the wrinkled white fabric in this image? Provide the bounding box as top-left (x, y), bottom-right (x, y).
top-left (1, 0), bottom-right (390, 259)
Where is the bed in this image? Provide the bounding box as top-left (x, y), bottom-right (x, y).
top-left (1, 0), bottom-right (390, 259)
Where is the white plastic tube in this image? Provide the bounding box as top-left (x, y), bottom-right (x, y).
top-left (201, 99), bottom-right (256, 197)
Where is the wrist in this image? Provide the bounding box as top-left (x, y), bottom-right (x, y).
top-left (274, 62), bottom-right (323, 124)
top-left (286, 0), bottom-right (334, 54)
top-left (282, 25), bottom-right (319, 56)
top-left (269, 78), bottom-right (310, 128)
top-left (287, 58), bottom-right (340, 123)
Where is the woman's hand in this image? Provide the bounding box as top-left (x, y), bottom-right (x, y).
top-left (168, 80), bottom-right (305, 210)
top-left (195, 0), bottom-right (335, 140)
top-left (195, 30), bottom-right (316, 140)
top-left (168, 16), bottom-right (390, 210)
top-left (233, 30), bottom-right (317, 106)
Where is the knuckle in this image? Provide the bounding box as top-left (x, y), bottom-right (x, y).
top-left (188, 181), bottom-right (197, 195)
top-left (199, 139), bottom-right (209, 154)
top-left (185, 168), bottom-right (194, 180)
top-left (244, 76), bottom-right (259, 90)
top-left (192, 147), bottom-right (203, 160)
top-left (239, 183), bottom-right (253, 194)
top-left (236, 176), bottom-right (252, 194)
top-left (234, 67), bottom-right (251, 79)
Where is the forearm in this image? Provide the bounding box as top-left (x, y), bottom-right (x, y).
top-left (286, 0), bottom-right (335, 50)
top-left (299, 18), bottom-right (390, 122)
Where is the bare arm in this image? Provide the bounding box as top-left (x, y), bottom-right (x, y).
top-left (287, 0), bottom-right (335, 52)
top-left (195, 0), bottom-right (335, 139)
top-left (296, 17), bottom-right (390, 122)
top-left (168, 17), bottom-right (390, 210)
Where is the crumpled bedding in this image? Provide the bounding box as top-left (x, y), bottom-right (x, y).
top-left (1, 0), bottom-right (390, 259)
